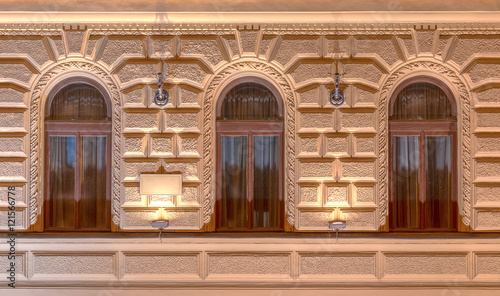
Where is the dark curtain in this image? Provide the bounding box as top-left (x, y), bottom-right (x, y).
top-left (49, 83), bottom-right (108, 121)
top-left (220, 136), bottom-right (248, 229)
top-left (220, 83), bottom-right (279, 120)
top-left (392, 83), bottom-right (452, 120)
top-left (80, 136), bottom-right (108, 229)
top-left (253, 136), bottom-right (280, 228)
top-left (48, 136), bottom-right (76, 229)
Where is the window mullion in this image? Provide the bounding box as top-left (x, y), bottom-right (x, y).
top-left (419, 131), bottom-right (426, 230)
top-left (247, 131), bottom-right (253, 229)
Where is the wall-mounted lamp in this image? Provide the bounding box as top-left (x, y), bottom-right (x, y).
top-left (329, 61), bottom-right (344, 107)
top-left (329, 209), bottom-right (347, 243)
top-left (154, 62), bottom-right (169, 106)
top-left (140, 174), bottom-right (182, 241)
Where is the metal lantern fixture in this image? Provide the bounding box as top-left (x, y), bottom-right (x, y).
top-left (329, 72), bottom-right (344, 106)
top-left (154, 72), bottom-right (169, 106)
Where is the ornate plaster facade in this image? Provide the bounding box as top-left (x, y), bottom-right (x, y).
top-left (0, 7), bottom-right (500, 295)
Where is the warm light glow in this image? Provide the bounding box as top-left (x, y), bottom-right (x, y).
top-left (140, 174), bottom-right (182, 195)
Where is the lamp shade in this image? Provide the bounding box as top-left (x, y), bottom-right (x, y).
top-left (140, 174), bottom-right (182, 195)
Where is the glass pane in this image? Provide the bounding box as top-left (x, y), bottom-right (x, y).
top-left (392, 136), bottom-right (420, 229)
top-left (48, 136), bottom-right (76, 229)
top-left (220, 83), bottom-right (279, 120)
top-left (220, 136), bottom-right (248, 229)
top-left (81, 136), bottom-right (108, 229)
top-left (425, 136), bottom-right (454, 229)
top-left (392, 82), bottom-right (453, 120)
top-left (49, 83), bottom-right (108, 121)
top-left (253, 136), bottom-right (280, 228)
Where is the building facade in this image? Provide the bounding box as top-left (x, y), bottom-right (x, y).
top-left (1, 3), bottom-right (500, 295)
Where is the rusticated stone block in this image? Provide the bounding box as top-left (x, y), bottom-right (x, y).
top-left (275, 37), bottom-right (319, 66)
top-left (50, 35), bottom-right (65, 57)
top-left (0, 210), bottom-right (24, 227)
top-left (290, 63), bottom-right (329, 84)
top-left (299, 185), bottom-right (320, 204)
top-left (125, 112), bottom-right (159, 130)
top-left (300, 112), bottom-right (333, 130)
top-left (123, 88), bottom-right (144, 105)
top-left (151, 37), bottom-right (173, 57)
top-left (65, 31), bottom-right (85, 53)
top-left (468, 63), bottom-right (500, 84)
top-left (355, 136), bottom-right (375, 154)
top-left (476, 254), bottom-right (500, 276)
top-left (299, 253), bottom-right (375, 276)
top-left (86, 36), bottom-right (99, 56)
top-left (0, 112), bottom-right (23, 128)
top-left (124, 161), bottom-right (158, 179)
top-left (150, 136), bottom-right (173, 155)
top-left (239, 31), bottom-right (259, 53)
top-left (33, 254), bottom-right (115, 275)
top-left (0, 137), bottom-right (23, 152)
top-left (341, 161), bottom-right (375, 179)
top-left (101, 37), bottom-right (144, 65)
top-left (0, 88), bottom-right (25, 104)
top-left (0, 185), bottom-right (24, 202)
top-left (0, 252), bottom-right (24, 277)
top-left (179, 135), bottom-right (200, 156)
top-left (224, 36), bottom-right (239, 57)
top-left (124, 186), bottom-right (142, 203)
top-left (0, 161), bottom-right (23, 178)
top-left (325, 37), bottom-right (349, 55)
top-left (164, 210), bottom-right (199, 228)
top-left (384, 254), bottom-right (467, 275)
top-left (451, 36), bottom-right (500, 66)
top-left (0, 64), bottom-right (33, 84)
top-left (117, 63), bottom-right (156, 84)
top-left (325, 135), bottom-right (348, 155)
top-left (355, 185), bottom-right (375, 204)
top-left (476, 136), bottom-right (500, 153)
top-left (298, 211), bottom-right (332, 228)
top-left (179, 88), bottom-right (200, 105)
top-left (475, 186), bottom-right (500, 204)
top-left (354, 87), bottom-right (376, 105)
top-left (165, 112), bottom-right (200, 131)
top-left (356, 37), bottom-right (400, 66)
top-left (300, 162), bottom-right (333, 179)
top-left (181, 38), bottom-right (224, 66)
top-left (298, 87), bottom-right (319, 105)
top-left (208, 253), bottom-right (290, 275)
top-left (476, 112), bottom-right (500, 128)
top-left (0, 37), bottom-right (50, 66)
top-left (149, 194), bottom-right (174, 206)
top-left (164, 161), bottom-right (199, 180)
top-left (476, 88), bottom-right (500, 104)
top-left (168, 63), bottom-right (207, 85)
top-left (343, 63), bottom-right (383, 84)
top-left (476, 162), bottom-right (500, 179)
top-left (341, 112), bottom-right (375, 130)
top-left (326, 185), bottom-right (348, 204)
top-left (476, 211), bottom-right (500, 229)
top-left (435, 36), bottom-right (452, 58)
top-left (343, 211), bottom-right (376, 229)
top-left (400, 36), bottom-right (416, 56)
top-left (124, 210), bottom-right (157, 227)
top-left (178, 186), bottom-right (200, 205)
top-left (125, 136), bottom-right (144, 154)
top-left (415, 30), bottom-right (435, 53)
top-left (124, 254), bottom-right (200, 276)
top-left (259, 36), bottom-right (274, 56)
top-left (300, 136), bottom-right (320, 154)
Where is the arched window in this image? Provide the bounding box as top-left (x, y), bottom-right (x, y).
top-left (216, 82), bottom-right (283, 231)
top-left (389, 81), bottom-right (457, 231)
top-left (45, 83), bottom-right (111, 231)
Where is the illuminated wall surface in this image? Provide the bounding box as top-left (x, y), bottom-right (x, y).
top-left (0, 1), bottom-right (500, 295)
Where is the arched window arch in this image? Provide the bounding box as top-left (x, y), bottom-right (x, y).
top-left (389, 79), bottom-right (457, 231)
top-left (216, 82), bottom-right (284, 231)
top-left (45, 82), bottom-right (111, 231)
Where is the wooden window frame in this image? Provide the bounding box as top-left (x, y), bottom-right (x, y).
top-left (216, 121), bottom-right (284, 232)
top-left (389, 120), bottom-right (458, 232)
top-left (44, 121), bottom-right (112, 232)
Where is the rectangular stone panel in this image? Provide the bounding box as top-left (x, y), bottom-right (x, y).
top-left (0, 210), bottom-right (25, 229)
top-left (299, 112), bottom-right (334, 130)
top-left (165, 111), bottom-right (200, 131)
top-left (341, 160), bottom-right (375, 180)
top-left (163, 161), bottom-right (200, 180)
top-left (0, 137), bottom-right (24, 153)
top-left (354, 184), bottom-right (377, 206)
top-left (299, 135), bottom-right (321, 156)
top-left (475, 161), bottom-right (500, 180)
top-left (0, 252), bottom-right (26, 278)
top-left (324, 134), bottom-right (349, 157)
top-left (474, 185), bottom-right (500, 205)
top-left (207, 253), bottom-right (291, 277)
top-left (299, 161), bottom-right (333, 180)
top-left (124, 112), bottom-right (159, 131)
top-left (0, 184), bottom-right (25, 203)
top-left (123, 210), bottom-right (200, 229)
top-left (475, 253), bottom-right (500, 278)
top-left (476, 112), bottom-right (500, 129)
top-left (475, 210), bottom-right (500, 230)
top-left (341, 210), bottom-right (377, 230)
top-left (0, 112), bottom-right (24, 129)
top-left (298, 211), bottom-right (332, 230)
top-left (340, 110), bottom-right (376, 131)
top-left (324, 183), bottom-right (349, 206)
top-left (0, 88), bottom-right (25, 104)
top-left (0, 161), bottom-right (24, 179)
top-left (384, 253), bottom-right (468, 277)
top-left (33, 254), bottom-right (115, 275)
top-left (177, 185), bottom-right (201, 206)
top-left (299, 253), bottom-right (376, 277)
top-left (124, 253), bottom-right (200, 277)
top-left (475, 136), bottom-right (500, 154)
top-left (150, 134), bottom-right (174, 156)
top-left (124, 161), bottom-right (159, 181)
top-left (298, 184), bottom-right (321, 205)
